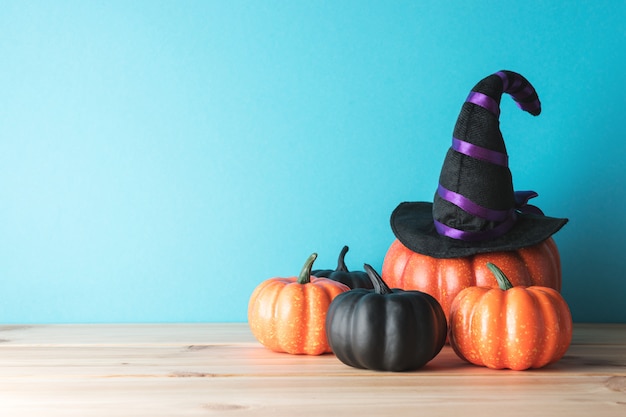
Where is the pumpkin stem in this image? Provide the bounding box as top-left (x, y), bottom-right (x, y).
top-left (297, 253), bottom-right (318, 284)
top-left (486, 262), bottom-right (514, 291)
top-left (363, 264), bottom-right (393, 295)
top-left (336, 245), bottom-right (350, 272)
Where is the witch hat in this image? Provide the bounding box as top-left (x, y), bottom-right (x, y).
top-left (390, 70), bottom-right (568, 258)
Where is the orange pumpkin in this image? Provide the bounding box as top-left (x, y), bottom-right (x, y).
top-left (448, 263), bottom-right (572, 370)
top-left (248, 253), bottom-right (349, 355)
top-left (381, 237), bottom-right (562, 324)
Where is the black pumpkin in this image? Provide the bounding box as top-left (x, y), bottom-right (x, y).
top-left (325, 264), bottom-right (447, 372)
top-left (312, 246), bottom-right (374, 289)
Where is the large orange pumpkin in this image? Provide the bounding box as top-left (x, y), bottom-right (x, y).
top-left (381, 237), bottom-right (561, 324)
top-left (448, 262), bottom-right (572, 370)
top-left (248, 253), bottom-right (349, 355)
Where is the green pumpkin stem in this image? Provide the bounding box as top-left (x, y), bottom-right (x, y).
top-left (364, 264), bottom-right (393, 295)
top-left (297, 253), bottom-right (318, 284)
top-left (336, 245), bottom-right (350, 272)
top-left (486, 262), bottom-right (514, 291)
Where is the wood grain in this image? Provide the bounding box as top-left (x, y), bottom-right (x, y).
top-left (0, 323), bottom-right (625, 416)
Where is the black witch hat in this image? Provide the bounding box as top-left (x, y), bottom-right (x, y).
top-left (390, 70), bottom-right (567, 259)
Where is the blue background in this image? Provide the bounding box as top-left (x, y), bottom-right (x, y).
top-left (2, 1), bottom-right (625, 323)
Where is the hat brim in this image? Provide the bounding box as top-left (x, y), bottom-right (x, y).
top-left (390, 202), bottom-right (568, 258)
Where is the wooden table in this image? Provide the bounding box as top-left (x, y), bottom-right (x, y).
top-left (1, 323), bottom-right (625, 416)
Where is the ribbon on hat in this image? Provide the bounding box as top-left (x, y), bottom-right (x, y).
top-left (514, 190), bottom-right (544, 215)
top-left (434, 188), bottom-right (544, 241)
top-left (452, 137), bottom-right (508, 167)
top-left (467, 72), bottom-right (541, 117)
top-left (496, 71), bottom-right (541, 116)
top-left (466, 92), bottom-right (501, 117)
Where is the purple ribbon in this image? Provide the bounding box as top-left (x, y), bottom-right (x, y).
top-left (496, 71), bottom-right (514, 92)
top-left (438, 184), bottom-right (511, 222)
top-left (514, 190), bottom-right (544, 215)
top-left (466, 91), bottom-right (500, 117)
top-left (515, 99), bottom-right (541, 114)
top-left (435, 187), bottom-right (543, 241)
top-left (452, 137), bottom-right (508, 167)
top-left (495, 71), bottom-right (541, 114)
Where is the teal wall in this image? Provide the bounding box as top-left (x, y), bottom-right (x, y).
top-left (2, 1), bottom-right (624, 323)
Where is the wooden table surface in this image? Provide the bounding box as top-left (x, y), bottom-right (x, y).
top-left (0, 323), bottom-right (625, 416)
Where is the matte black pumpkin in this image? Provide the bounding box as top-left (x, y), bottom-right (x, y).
top-left (325, 264), bottom-right (447, 372)
top-left (312, 246), bottom-right (374, 289)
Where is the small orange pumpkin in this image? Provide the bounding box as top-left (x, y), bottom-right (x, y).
top-left (248, 253), bottom-right (349, 355)
top-left (382, 237), bottom-right (562, 324)
top-left (448, 262), bottom-right (572, 370)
